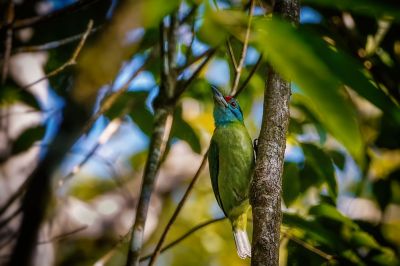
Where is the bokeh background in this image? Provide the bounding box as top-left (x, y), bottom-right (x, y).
top-left (1, 0), bottom-right (400, 265)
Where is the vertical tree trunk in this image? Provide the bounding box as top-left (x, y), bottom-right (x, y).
top-left (250, 1), bottom-right (299, 266)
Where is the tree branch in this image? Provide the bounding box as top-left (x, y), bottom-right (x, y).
top-left (125, 103), bottom-right (174, 266)
top-left (13, 26), bottom-right (101, 54)
top-left (177, 48), bottom-right (214, 73)
top-left (125, 17), bottom-right (179, 266)
top-left (250, 1), bottom-right (299, 266)
top-left (226, 39), bottom-right (238, 70)
top-left (37, 225), bottom-right (88, 245)
top-left (174, 48), bottom-right (216, 100)
top-left (94, 217), bottom-right (225, 266)
top-left (0, 205), bottom-right (22, 229)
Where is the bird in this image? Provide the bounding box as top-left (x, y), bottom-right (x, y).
top-left (208, 85), bottom-right (255, 259)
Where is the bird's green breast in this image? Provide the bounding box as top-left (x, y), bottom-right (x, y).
top-left (210, 122), bottom-right (254, 220)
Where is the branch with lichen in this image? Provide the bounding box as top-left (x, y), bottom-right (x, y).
top-left (125, 8), bottom-right (216, 264)
top-left (125, 18), bottom-right (178, 266)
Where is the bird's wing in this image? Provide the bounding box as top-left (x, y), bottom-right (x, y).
top-left (208, 139), bottom-right (227, 216)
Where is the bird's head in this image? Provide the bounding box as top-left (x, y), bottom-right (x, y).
top-left (211, 85), bottom-right (244, 126)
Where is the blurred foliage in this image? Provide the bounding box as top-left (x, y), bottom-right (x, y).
top-left (1, 0), bottom-right (400, 265)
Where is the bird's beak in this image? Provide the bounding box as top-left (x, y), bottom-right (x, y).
top-left (211, 85), bottom-right (228, 108)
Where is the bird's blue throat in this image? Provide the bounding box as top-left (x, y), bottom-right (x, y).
top-left (213, 103), bottom-right (244, 126)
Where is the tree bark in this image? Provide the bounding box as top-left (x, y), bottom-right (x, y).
top-left (250, 1), bottom-right (299, 266)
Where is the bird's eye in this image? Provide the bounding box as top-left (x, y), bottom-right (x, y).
top-left (231, 101), bottom-right (236, 108)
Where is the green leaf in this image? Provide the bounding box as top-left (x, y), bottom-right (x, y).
top-left (301, 143), bottom-right (338, 200)
top-left (282, 162), bottom-right (301, 207)
top-left (372, 248), bottom-right (400, 266)
top-left (198, 8), bottom-right (247, 46)
top-left (341, 249), bottom-right (365, 265)
top-left (309, 204), bottom-right (355, 227)
top-left (12, 126), bottom-right (45, 155)
top-left (0, 83), bottom-right (40, 110)
top-left (286, 238), bottom-right (326, 266)
top-left (350, 231), bottom-right (380, 249)
top-left (171, 107), bottom-right (202, 154)
top-left (303, 0), bottom-right (400, 21)
top-left (283, 212), bottom-right (342, 249)
top-left (130, 106), bottom-right (154, 137)
top-left (141, 0), bottom-right (181, 27)
top-left (252, 18), bottom-right (367, 165)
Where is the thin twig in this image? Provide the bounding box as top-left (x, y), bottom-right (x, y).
top-left (233, 54), bottom-right (262, 97)
top-left (184, 9), bottom-right (197, 66)
top-left (1, 0), bottom-right (14, 85)
top-left (0, 177), bottom-right (29, 218)
top-left (0, 231), bottom-right (17, 251)
top-left (231, 0), bottom-right (255, 95)
top-left (226, 39), bottom-right (238, 70)
top-left (281, 230), bottom-right (334, 261)
top-left (0, 108), bottom-right (53, 119)
top-left (174, 48), bottom-right (216, 100)
top-left (22, 20), bottom-right (93, 90)
top-left (141, 217), bottom-right (225, 262)
top-left (147, 154), bottom-right (208, 265)
top-left (37, 225), bottom-right (88, 244)
top-left (0, 0), bottom-right (99, 30)
top-left (80, 52), bottom-right (152, 135)
top-left (180, 6), bottom-right (197, 25)
top-left (13, 26), bottom-right (101, 54)
top-left (177, 48), bottom-right (214, 73)
top-left (94, 217), bottom-right (225, 266)
top-left (0, 205), bottom-right (22, 229)
top-left (58, 117), bottom-right (123, 187)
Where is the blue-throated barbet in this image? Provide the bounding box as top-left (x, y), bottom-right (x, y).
top-left (208, 85), bottom-right (254, 259)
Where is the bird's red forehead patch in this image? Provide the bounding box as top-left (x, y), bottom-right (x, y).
top-left (224, 96), bottom-right (233, 102)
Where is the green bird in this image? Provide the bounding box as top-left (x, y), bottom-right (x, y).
top-left (208, 85), bottom-right (255, 259)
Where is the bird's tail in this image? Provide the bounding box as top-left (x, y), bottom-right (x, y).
top-left (233, 228), bottom-right (251, 259)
